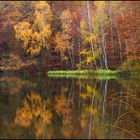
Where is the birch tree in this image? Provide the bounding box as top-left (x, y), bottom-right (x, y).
top-left (95, 1), bottom-right (109, 69)
top-left (14, 2), bottom-right (52, 56)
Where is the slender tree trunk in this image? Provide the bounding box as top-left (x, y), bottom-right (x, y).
top-left (88, 86), bottom-right (95, 139)
top-left (97, 43), bottom-right (103, 69)
top-left (86, 1), bottom-right (97, 69)
top-left (71, 38), bottom-right (75, 69)
top-left (102, 79), bottom-right (108, 122)
top-left (109, 2), bottom-right (115, 56)
top-left (99, 8), bottom-right (108, 70)
top-left (78, 33), bottom-right (82, 69)
top-left (68, 47), bottom-right (73, 69)
top-left (88, 92), bottom-right (94, 139)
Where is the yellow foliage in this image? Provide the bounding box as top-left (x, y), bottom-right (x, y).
top-left (54, 9), bottom-right (73, 62)
top-left (41, 25), bottom-right (52, 40)
top-left (80, 49), bottom-right (88, 56)
top-left (80, 93), bottom-right (89, 100)
top-left (55, 96), bottom-right (72, 116)
top-left (87, 84), bottom-right (93, 94)
top-left (80, 109), bottom-right (89, 128)
top-left (14, 22), bottom-right (32, 49)
top-left (15, 92), bottom-right (52, 138)
top-left (14, 1), bottom-right (52, 56)
top-left (15, 108), bottom-right (33, 128)
top-left (87, 107), bottom-right (97, 115)
top-left (55, 32), bottom-right (72, 62)
top-left (35, 1), bottom-right (52, 24)
top-left (80, 20), bottom-right (89, 43)
top-left (94, 1), bottom-right (106, 9)
top-left (61, 9), bottom-right (72, 33)
top-left (55, 32), bottom-right (67, 51)
top-left (86, 56), bottom-right (94, 65)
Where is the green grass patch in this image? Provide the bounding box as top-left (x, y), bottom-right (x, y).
top-left (47, 69), bottom-right (140, 79)
top-left (48, 69), bottom-right (117, 75)
top-left (48, 74), bottom-right (117, 80)
top-left (47, 69), bottom-right (118, 79)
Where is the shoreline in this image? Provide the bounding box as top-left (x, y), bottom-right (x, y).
top-left (47, 69), bottom-right (140, 79)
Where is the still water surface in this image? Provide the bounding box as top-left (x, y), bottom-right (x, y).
top-left (0, 74), bottom-right (140, 139)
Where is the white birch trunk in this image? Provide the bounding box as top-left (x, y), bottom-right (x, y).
top-left (87, 1), bottom-right (97, 69)
top-left (99, 7), bottom-right (108, 69)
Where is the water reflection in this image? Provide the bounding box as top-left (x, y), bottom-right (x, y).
top-left (15, 92), bottom-right (52, 138)
top-left (0, 75), bottom-right (140, 139)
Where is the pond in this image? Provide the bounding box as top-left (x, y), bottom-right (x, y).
top-left (0, 73), bottom-right (140, 139)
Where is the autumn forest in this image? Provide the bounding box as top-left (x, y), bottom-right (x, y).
top-left (0, 1), bottom-right (139, 73)
top-left (0, 1), bottom-right (140, 139)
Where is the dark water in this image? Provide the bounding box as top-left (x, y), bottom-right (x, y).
top-left (0, 74), bottom-right (140, 139)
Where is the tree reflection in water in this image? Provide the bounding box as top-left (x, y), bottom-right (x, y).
top-left (1, 76), bottom-right (138, 139)
top-left (15, 92), bottom-right (53, 139)
top-left (108, 79), bottom-right (140, 139)
top-left (55, 94), bottom-right (73, 138)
